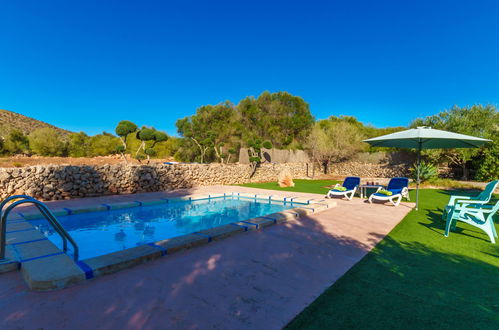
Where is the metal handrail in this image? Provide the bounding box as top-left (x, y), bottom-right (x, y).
top-left (4, 199), bottom-right (70, 252)
top-left (0, 196), bottom-right (79, 261)
top-left (0, 195), bottom-right (34, 217)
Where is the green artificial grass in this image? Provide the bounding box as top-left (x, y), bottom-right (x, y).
top-left (238, 179), bottom-right (340, 195)
top-left (239, 181), bottom-right (499, 329)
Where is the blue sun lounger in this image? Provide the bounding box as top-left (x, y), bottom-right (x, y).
top-left (326, 176), bottom-right (361, 201)
top-left (368, 177), bottom-right (410, 206)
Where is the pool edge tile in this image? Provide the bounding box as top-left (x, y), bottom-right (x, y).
top-left (196, 224), bottom-right (246, 241)
top-left (155, 233), bottom-right (210, 254)
top-left (21, 253), bottom-right (86, 291)
top-left (84, 245), bottom-right (163, 277)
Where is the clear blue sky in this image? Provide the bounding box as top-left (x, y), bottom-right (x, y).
top-left (1, 0), bottom-right (498, 136)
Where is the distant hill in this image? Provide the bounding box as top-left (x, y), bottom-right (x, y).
top-left (0, 109), bottom-right (72, 138)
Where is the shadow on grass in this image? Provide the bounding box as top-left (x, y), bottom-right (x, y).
top-left (287, 234), bottom-right (499, 329)
top-left (418, 189), bottom-right (498, 242)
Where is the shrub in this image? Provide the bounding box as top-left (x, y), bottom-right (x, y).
top-left (4, 129), bottom-right (29, 154)
top-left (88, 132), bottom-right (120, 156)
top-left (410, 161), bottom-right (438, 183)
top-left (474, 139), bottom-right (499, 182)
top-left (68, 132), bottom-right (90, 157)
top-left (28, 128), bottom-right (66, 156)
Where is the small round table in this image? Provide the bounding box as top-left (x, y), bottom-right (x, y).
top-left (359, 185), bottom-right (384, 198)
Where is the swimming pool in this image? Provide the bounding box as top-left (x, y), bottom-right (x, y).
top-left (32, 196), bottom-right (298, 259)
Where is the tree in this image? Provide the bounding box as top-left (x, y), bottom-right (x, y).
top-left (411, 104), bottom-right (498, 179)
top-left (115, 120), bottom-right (138, 163)
top-left (134, 127), bottom-right (168, 161)
top-left (306, 124), bottom-right (331, 175)
top-left (474, 138), bottom-right (499, 181)
top-left (68, 132), bottom-right (90, 157)
top-left (306, 119), bottom-right (365, 174)
top-left (154, 136), bottom-right (182, 159)
top-left (144, 129), bottom-right (168, 161)
top-left (175, 92), bottom-right (315, 163)
top-left (176, 102), bottom-right (239, 163)
top-left (28, 128), bottom-right (66, 156)
top-left (237, 91), bottom-right (314, 148)
top-left (3, 129), bottom-right (29, 154)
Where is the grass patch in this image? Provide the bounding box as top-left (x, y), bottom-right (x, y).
top-left (237, 179), bottom-right (340, 195)
top-left (417, 178), bottom-right (484, 190)
top-left (239, 180), bottom-right (499, 329)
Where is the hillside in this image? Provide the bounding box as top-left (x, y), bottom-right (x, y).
top-left (0, 109), bottom-right (72, 138)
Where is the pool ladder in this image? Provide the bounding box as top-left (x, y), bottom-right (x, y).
top-left (0, 195), bottom-right (79, 261)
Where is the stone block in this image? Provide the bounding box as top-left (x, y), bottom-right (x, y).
top-left (139, 199), bottom-right (167, 207)
top-left (196, 224), bottom-right (246, 241)
top-left (266, 211), bottom-right (299, 224)
top-left (108, 202), bottom-right (140, 210)
top-left (236, 193), bottom-right (258, 199)
top-left (254, 194), bottom-right (272, 201)
top-left (21, 254), bottom-right (86, 291)
top-left (207, 193), bottom-right (226, 199)
top-left (244, 217), bottom-right (276, 228)
top-left (84, 244), bottom-right (162, 277)
top-left (0, 246), bottom-right (20, 273)
top-left (155, 233), bottom-right (210, 254)
top-left (288, 197), bottom-right (310, 205)
top-left (190, 194), bottom-right (210, 201)
top-left (70, 205), bottom-right (109, 214)
top-left (291, 207), bottom-right (315, 216)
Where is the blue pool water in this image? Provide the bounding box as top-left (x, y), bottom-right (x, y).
top-left (32, 196), bottom-right (297, 259)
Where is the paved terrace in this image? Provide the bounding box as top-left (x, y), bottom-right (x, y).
top-left (0, 186), bottom-right (413, 329)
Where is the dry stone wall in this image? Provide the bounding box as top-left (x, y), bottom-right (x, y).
top-left (330, 162), bottom-right (410, 178)
top-left (0, 161), bottom-right (411, 201)
top-left (0, 163), bottom-right (308, 201)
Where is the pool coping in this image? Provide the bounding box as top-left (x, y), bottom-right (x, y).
top-left (1, 192), bottom-right (336, 291)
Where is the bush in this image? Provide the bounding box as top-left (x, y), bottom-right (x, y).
top-left (28, 128), bottom-right (66, 156)
top-left (88, 133), bottom-right (120, 156)
top-left (68, 132), bottom-right (90, 157)
top-left (410, 161), bottom-right (438, 183)
top-left (474, 139), bottom-right (499, 182)
top-left (4, 129), bottom-right (29, 154)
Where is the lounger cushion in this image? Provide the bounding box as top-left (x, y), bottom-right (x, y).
top-left (388, 188), bottom-right (403, 195)
top-left (373, 192), bottom-right (393, 198)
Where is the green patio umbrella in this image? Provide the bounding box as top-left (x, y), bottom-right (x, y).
top-left (363, 126), bottom-right (491, 210)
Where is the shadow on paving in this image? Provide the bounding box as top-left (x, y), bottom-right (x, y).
top-left (0, 198), bottom-right (391, 329)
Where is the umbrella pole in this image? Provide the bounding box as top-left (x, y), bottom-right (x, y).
top-left (416, 142), bottom-right (421, 210)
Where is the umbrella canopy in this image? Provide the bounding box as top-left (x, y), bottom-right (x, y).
top-left (363, 127), bottom-right (491, 210)
top-left (364, 127), bottom-right (491, 149)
